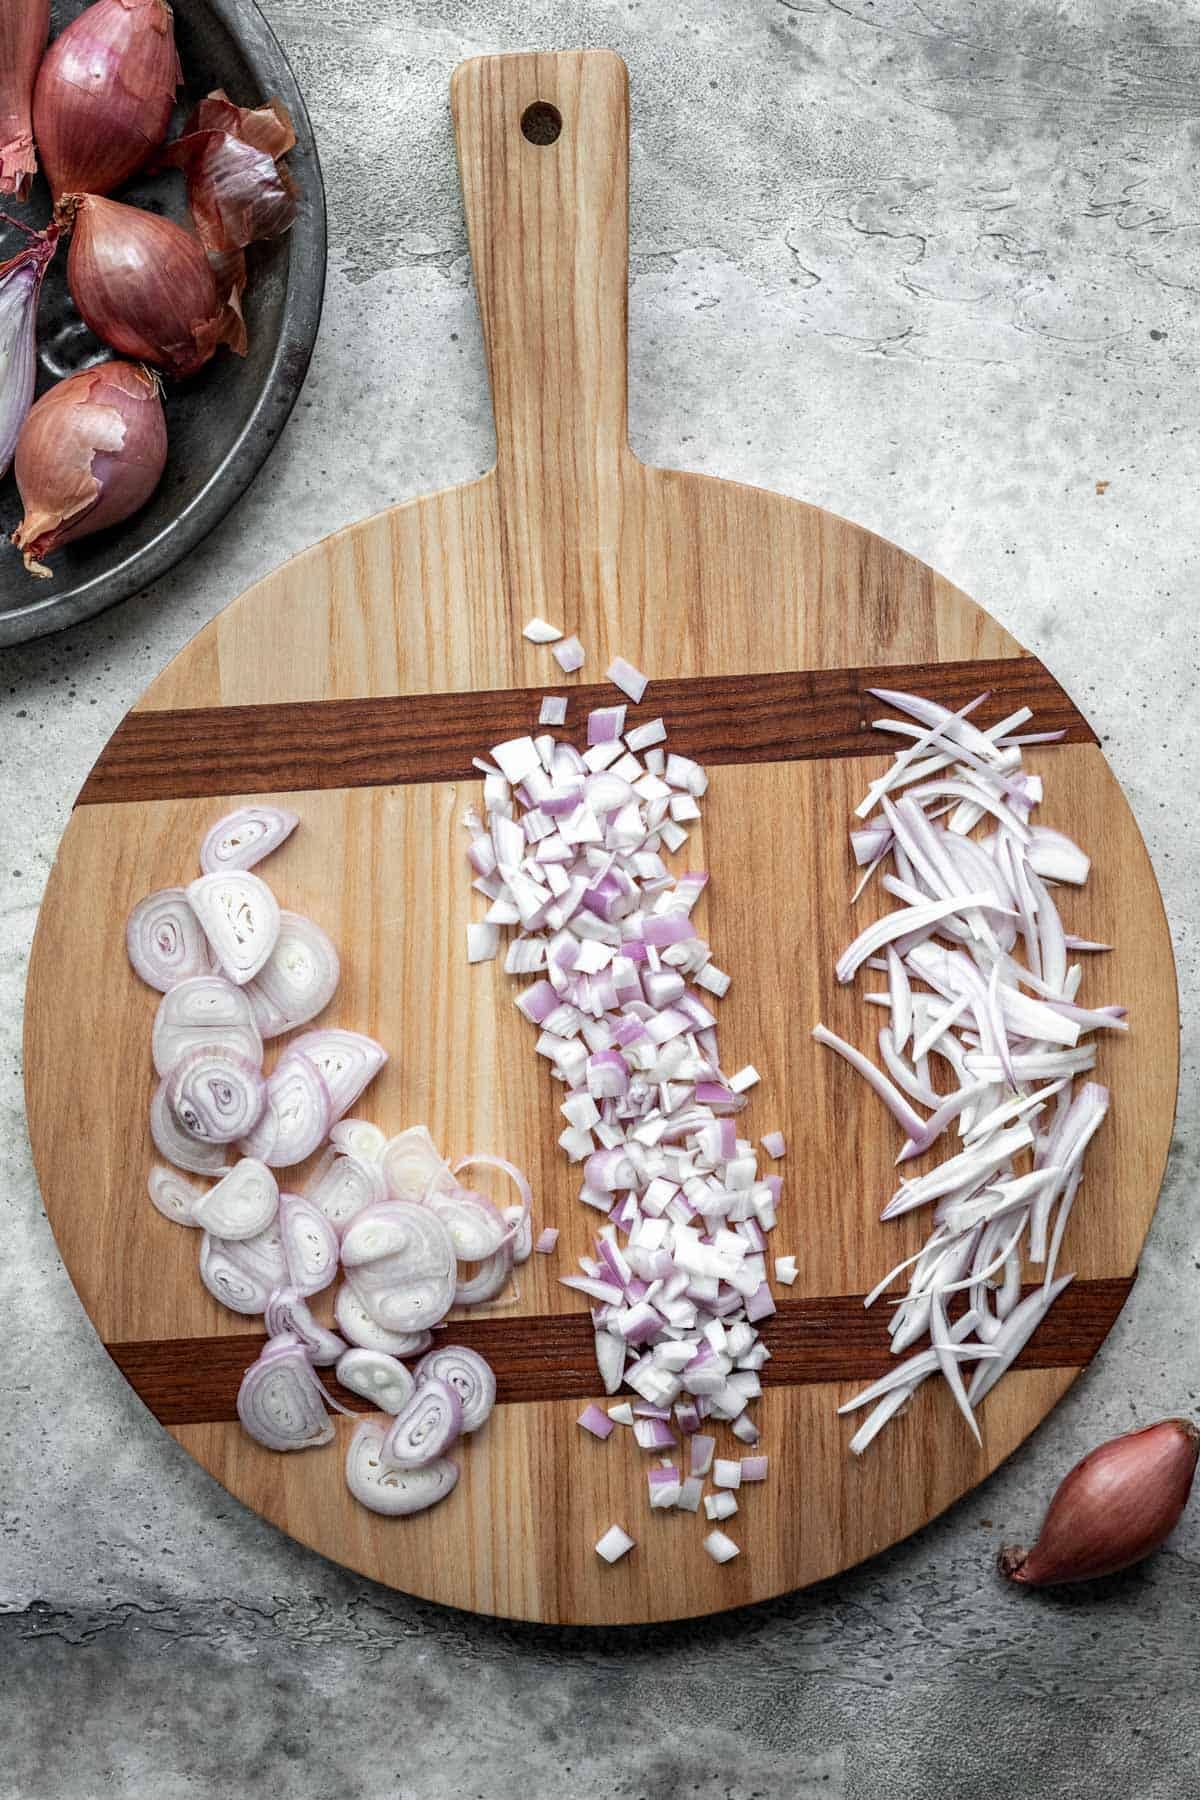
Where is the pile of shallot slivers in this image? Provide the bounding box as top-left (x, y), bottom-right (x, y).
top-left (818, 688), bottom-right (1123, 1452)
top-left (128, 807), bottom-right (526, 1518)
top-left (465, 656), bottom-right (785, 1564)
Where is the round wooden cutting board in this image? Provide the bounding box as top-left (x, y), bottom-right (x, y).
top-left (25, 50), bottom-right (1178, 1625)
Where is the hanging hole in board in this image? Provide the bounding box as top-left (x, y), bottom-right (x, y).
top-left (521, 101), bottom-right (562, 146)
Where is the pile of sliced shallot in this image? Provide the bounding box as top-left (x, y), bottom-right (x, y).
top-left (816, 687), bottom-right (1123, 1452)
top-left (129, 804), bottom-right (526, 1519)
top-left (0, 0), bottom-right (300, 575)
top-left (464, 647), bottom-right (787, 1563)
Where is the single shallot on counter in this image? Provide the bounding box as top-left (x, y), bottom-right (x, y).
top-left (999, 1419), bottom-right (1199, 1585)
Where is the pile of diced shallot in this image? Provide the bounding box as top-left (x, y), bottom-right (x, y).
top-left (468, 641), bottom-right (1123, 1562)
top-left (465, 648), bottom-right (789, 1563)
top-left (817, 688), bottom-right (1122, 1452)
top-left (128, 806), bottom-right (529, 1517)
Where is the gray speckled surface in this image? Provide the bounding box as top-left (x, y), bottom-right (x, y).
top-left (2, 2), bottom-right (1198, 1795)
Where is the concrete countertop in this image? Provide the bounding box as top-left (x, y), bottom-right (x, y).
top-left (2, 3), bottom-right (1197, 1795)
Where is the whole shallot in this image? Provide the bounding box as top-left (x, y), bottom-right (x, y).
top-left (59, 193), bottom-right (246, 377)
top-left (12, 359), bottom-right (167, 575)
top-left (33, 0), bottom-right (181, 199)
top-left (0, 0), bottom-right (49, 198)
top-left (999, 1418), bottom-right (1200, 1585)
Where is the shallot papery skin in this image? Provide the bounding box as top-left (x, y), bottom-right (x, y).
top-left (12, 360), bottom-right (166, 575)
top-left (999, 1419), bottom-right (1200, 1585)
top-left (60, 194), bottom-right (246, 378)
top-left (165, 89), bottom-right (298, 253)
top-left (33, 0), bottom-right (181, 200)
top-left (0, 0), bottom-right (49, 197)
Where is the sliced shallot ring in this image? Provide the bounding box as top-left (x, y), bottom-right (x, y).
top-left (380, 1375), bottom-right (463, 1469)
top-left (264, 1287), bottom-right (346, 1364)
top-left (289, 1027), bottom-right (387, 1120)
top-left (450, 1152), bottom-right (533, 1253)
top-left (200, 805), bottom-right (299, 875)
top-left (333, 1283), bottom-right (433, 1356)
top-left (278, 1191), bottom-right (339, 1296)
top-left (237, 1337), bottom-right (333, 1451)
top-left (152, 975), bottom-right (263, 1076)
top-left (344, 1419), bottom-right (458, 1517)
top-left (426, 1183), bottom-right (509, 1261)
top-left (414, 1345), bottom-right (497, 1432)
top-left (187, 871), bottom-right (281, 985)
top-left (165, 1043), bottom-right (267, 1143)
top-left (335, 1348), bottom-right (415, 1415)
top-left (147, 1164), bottom-right (205, 1227)
top-left (381, 1126), bottom-right (456, 1202)
top-left (330, 1117), bottom-right (387, 1162)
top-left (504, 1202), bottom-right (533, 1263)
top-left (127, 887), bottom-right (213, 992)
top-left (150, 1080), bottom-right (231, 1176)
top-left (307, 1149), bottom-right (386, 1235)
top-left (199, 1221), bottom-right (288, 1314)
top-left (239, 1048), bottom-right (332, 1168)
top-left (243, 910), bottom-right (340, 1038)
top-left (453, 1243), bottom-right (515, 1307)
top-left (190, 1157), bottom-right (279, 1238)
top-left (340, 1201), bottom-right (457, 1332)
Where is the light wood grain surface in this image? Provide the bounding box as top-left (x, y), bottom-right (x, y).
top-left (24, 48), bottom-right (1177, 1624)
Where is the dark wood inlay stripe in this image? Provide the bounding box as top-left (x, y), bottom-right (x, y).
top-left (106, 1275), bottom-right (1132, 1427)
top-left (77, 656), bottom-right (1095, 806)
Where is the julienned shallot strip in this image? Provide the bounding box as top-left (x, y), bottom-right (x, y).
top-left (816, 690), bottom-right (1121, 1452)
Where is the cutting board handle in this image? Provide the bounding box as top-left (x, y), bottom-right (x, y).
top-left (451, 49), bottom-right (631, 620)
